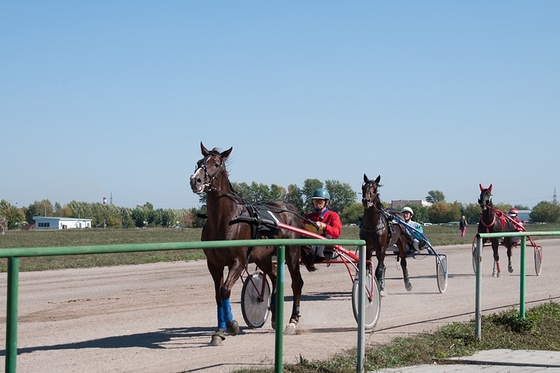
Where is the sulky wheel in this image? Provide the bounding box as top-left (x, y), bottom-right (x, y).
top-left (241, 272), bottom-right (271, 328)
top-left (534, 245), bottom-right (543, 276)
top-left (351, 266), bottom-right (381, 330)
top-left (436, 254), bottom-right (448, 293)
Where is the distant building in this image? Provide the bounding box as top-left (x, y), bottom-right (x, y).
top-left (33, 216), bottom-right (92, 230)
top-left (516, 210), bottom-right (532, 223)
top-left (390, 200), bottom-right (433, 210)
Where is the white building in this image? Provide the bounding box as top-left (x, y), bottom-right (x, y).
top-left (33, 216), bottom-right (92, 230)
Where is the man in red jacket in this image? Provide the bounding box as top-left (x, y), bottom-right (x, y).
top-left (304, 188), bottom-right (342, 261)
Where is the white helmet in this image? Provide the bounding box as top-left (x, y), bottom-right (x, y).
top-left (401, 206), bottom-right (414, 215)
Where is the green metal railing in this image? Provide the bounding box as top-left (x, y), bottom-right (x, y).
top-left (1, 238), bottom-right (366, 373)
top-left (474, 231), bottom-right (560, 340)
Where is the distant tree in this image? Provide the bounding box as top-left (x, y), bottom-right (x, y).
top-left (428, 202), bottom-right (461, 224)
top-left (339, 203), bottom-right (363, 225)
top-left (0, 199), bottom-right (25, 229)
top-left (269, 184), bottom-right (286, 201)
top-left (530, 201), bottom-right (560, 223)
top-left (463, 203), bottom-right (481, 225)
top-left (24, 200), bottom-right (54, 223)
top-left (131, 207), bottom-right (148, 228)
top-left (284, 184), bottom-right (304, 214)
top-left (426, 190), bottom-right (445, 204)
top-left (411, 205), bottom-right (429, 224)
top-left (324, 180), bottom-right (357, 214)
top-left (493, 203), bottom-right (512, 213)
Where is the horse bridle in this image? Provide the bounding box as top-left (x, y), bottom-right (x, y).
top-left (478, 190), bottom-right (492, 210)
top-left (360, 180), bottom-right (392, 233)
top-left (361, 180), bottom-right (380, 208)
top-left (194, 153), bottom-right (226, 193)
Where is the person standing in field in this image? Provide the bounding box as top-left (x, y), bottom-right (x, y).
top-left (459, 215), bottom-right (467, 237)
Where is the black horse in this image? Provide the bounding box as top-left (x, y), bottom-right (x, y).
top-left (478, 183), bottom-right (517, 277)
top-left (360, 174), bottom-right (411, 296)
top-left (190, 143), bottom-right (309, 345)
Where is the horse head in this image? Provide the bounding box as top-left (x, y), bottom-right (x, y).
top-left (362, 174), bottom-right (382, 209)
top-left (190, 142), bottom-right (233, 194)
top-left (478, 183), bottom-right (493, 210)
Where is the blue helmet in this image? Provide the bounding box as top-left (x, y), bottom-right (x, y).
top-left (312, 188), bottom-right (330, 200)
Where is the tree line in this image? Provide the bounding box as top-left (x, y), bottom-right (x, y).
top-left (2, 179), bottom-right (560, 230)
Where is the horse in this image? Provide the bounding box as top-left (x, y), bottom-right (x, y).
top-left (359, 174), bottom-right (411, 296)
top-left (478, 183), bottom-right (517, 277)
top-left (189, 143), bottom-right (309, 346)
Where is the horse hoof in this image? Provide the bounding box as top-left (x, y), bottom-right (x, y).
top-left (210, 331), bottom-right (226, 346)
top-left (227, 320), bottom-right (239, 336)
top-left (210, 335), bottom-right (223, 346)
top-left (380, 289), bottom-right (387, 297)
top-left (508, 267), bottom-right (513, 273)
top-left (405, 283), bottom-right (412, 292)
top-left (284, 322), bottom-right (297, 335)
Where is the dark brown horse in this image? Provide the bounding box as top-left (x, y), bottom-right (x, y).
top-left (190, 143), bottom-right (307, 345)
top-left (478, 184), bottom-right (516, 277)
top-left (360, 174), bottom-right (411, 296)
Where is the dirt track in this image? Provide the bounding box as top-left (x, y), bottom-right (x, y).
top-left (1, 240), bottom-right (559, 373)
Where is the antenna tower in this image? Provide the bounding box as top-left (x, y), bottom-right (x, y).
top-left (554, 188), bottom-right (557, 203)
top-left (110, 192), bottom-right (113, 205)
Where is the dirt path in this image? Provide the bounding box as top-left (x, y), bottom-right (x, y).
top-left (1, 240), bottom-right (559, 373)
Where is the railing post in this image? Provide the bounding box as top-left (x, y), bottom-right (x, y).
top-left (6, 257), bottom-right (20, 373)
top-left (274, 245), bottom-right (285, 373)
top-left (519, 237), bottom-right (527, 318)
top-left (475, 236), bottom-right (482, 341)
top-left (356, 245), bottom-right (366, 373)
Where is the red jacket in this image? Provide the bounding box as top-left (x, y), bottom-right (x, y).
top-left (304, 209), bottom-right (342, 239)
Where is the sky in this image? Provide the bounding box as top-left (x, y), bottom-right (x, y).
top-left (1, 1), bottom-right (559, 211)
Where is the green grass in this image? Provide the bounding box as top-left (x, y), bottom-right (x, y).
top-left (0, 228), bottom-right (205, 272)
top-left (233, 301), bottom-right (560, 373)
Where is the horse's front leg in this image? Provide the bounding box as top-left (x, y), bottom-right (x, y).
top-left (374, 247), bottom-right (387, 297)
top-left (206, 262), bottom-right (229, 346)
top-left (504, 238), bottom-right (514, 273)
top-left (208, 258), bottom-right (243, 346)
top-left (491, 239), bottom-right (501, 277)
top-left (284, 248), bottom-right (304, 335)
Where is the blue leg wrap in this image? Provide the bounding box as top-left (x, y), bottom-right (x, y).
top-left (217, 307), bottom-right (226, 330)
top-left (222, 299), bottom-right (233, 323)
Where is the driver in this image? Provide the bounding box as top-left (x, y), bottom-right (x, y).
top-left (304, 188), bottom-right (342, 261)
top-left (401, 206), bottom-right (425, 252)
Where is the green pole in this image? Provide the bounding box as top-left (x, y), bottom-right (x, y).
top-left (274, 245), bottom-right (285, 373)
top-left (356, 245), bottom-right (366, 373)
top-left (475, 237), bottom-right (482, 341)
top-left (519, 238), bottom-right (526, 319)
top-left (6, 257), bottom-right (19, 373)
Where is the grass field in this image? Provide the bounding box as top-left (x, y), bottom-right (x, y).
top-left (0, 224), bottom-right (558, 272)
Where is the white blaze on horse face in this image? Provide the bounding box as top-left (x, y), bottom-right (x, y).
top-left (190, 167), bottom-right (206, 194)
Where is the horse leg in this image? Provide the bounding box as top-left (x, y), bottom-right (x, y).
top-left (207, 259), bottom-right (243, 346)
top-left (375, 265), bottom-right (387, 297)
top-left (504, 238), bottom-right (514, 273)
top-left (400, 254), bottom-right (412, 292)
top-left (207, 263), bottom-right (228, 346)
top-left (283, 248), bottom-right (304, 335)
top-left (491, 240), bottom-right (501, 277)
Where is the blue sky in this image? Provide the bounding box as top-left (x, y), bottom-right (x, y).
top-left (1, 1), bottom-right (558, 210)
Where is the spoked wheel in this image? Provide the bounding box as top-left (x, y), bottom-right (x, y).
top-left (534, 245), bottom-right (543, 276)
top-left (436, 254), bottom-right (448, 293)
top-left (241, 271), bottom-right (271, 328)
top-left (351, 266), bottom-right (381, 330)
